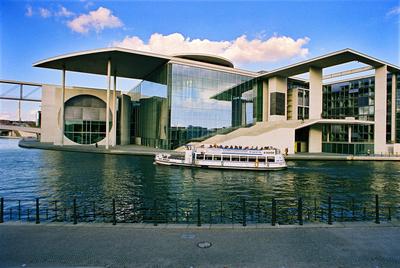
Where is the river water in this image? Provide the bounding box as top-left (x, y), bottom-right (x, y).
top-left (1, 138), bottom-right (399, 223)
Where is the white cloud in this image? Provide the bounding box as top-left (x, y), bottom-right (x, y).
top-left (56, 6), bottom-right (74, 17)
top-left (67, 7), bottom-right (123, 34)
top-left (0, 112), bottom-right (12, 120)
top-left (39, 7), bottom-right (51, 18)
top-left (113, 33), bottom-right (310, 64)
top-left (25, 6), bottom-right (33, 17)
top-left (387, 6), bottom-right (400, 16)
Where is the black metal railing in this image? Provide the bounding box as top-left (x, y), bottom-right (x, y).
top-left (0, 195), bottom-right (398, 226)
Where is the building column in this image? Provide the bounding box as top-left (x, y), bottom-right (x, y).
top-left (112, 74), bottom-right (117, 147)
top-left (309, 67), bottom-right (323, 119)
top-left (267, 76), bottom-right (287, 122)
top-left (18, 84), bottom-right (22, 122)
top-left (120, 94), bottom-right (132, 145)
top-left (391, 74), bottom-right (397, 143)
top-left (309, 125), bottom-right (322, 153)
top-left (106, 59), bottom-right (111, 150)
top-left (374, 65), bottom-right (388, 154)
top-left (262, 80), bottom-right (268, 122)
top-left (326, 126), bottom-right (330, 142)
top-left (60, 67), bottom-right (66, 146)
top-left (348, 125), bottom-right (352, 143)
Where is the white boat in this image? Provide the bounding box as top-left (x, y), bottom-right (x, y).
top-left (154, 146), bottom-right (287, 171)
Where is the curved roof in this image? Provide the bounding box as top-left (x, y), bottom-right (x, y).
top-left (33, 47), bottom-right (171, 80)
top-left (173, 53), bottom-right (234, 68)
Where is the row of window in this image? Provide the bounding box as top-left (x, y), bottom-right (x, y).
top-left (196, 154), bottom-right (276, 162)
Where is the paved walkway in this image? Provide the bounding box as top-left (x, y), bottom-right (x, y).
top-left (1, 223), bottom-right (399, 267)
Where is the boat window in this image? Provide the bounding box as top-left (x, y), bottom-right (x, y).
top-left (231, 156), bottom-right (239, 162)
top-left (205, 155), bottom-right (213, 161)
top-left (222, 155), bottom-right (230, 161)
top-left (248, 157), bottom-right (257, 162)
top-left (258, 157), bottom-right (265, 162)
top-left (267, 156), bottom-right (275, 162)
top-left (214, 155), bottom-right (222, 161)
top-left (239, 156), bottom-right (247, 162)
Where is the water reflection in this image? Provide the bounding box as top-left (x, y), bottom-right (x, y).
top-left (1, 139), bottom-right (400, 212)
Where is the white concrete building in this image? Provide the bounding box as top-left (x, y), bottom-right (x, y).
top-left (34, 48), bottom-right (400, 155)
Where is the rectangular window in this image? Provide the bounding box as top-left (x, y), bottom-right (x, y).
top-left (270, 92), bottom-right (285, 115)
top-left (222, 155), bottom-right (230, 161)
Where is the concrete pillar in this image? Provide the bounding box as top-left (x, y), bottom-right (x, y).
top-left (120, 94), bottom-right (131, 145)
top-left (391, 74), bottom-right (397, 143)
top-left (268, 76), bottom-right (287, 122)
top-left (112, 75), bottom-right (117, 147)
top-left (241, 101), bottom-right (246, 126)
top-left (106, 59), bottom-right (111, 150)
top-left (374, 65), bottom-right (388, 154)
top-left (309, 125), bottom-right (322, 153)
top-left (262, 80), bottom-right (268, 122)
top-left (288, 88), bottom-right (298, 120)
top-left (348, 125), bottom-right (352, 143)
top-left (60, 68), bottom-right (66, 146)
top-left (326, 126), bottom-right (330, 142)
top-left (18, 84), bottom-right (22, 122)
top-left (309, 67), bottom-right (323, 119)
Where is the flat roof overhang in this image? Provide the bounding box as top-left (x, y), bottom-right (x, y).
top-left (295, 119), bottom-right (374, 131)
top-left (33, 47), bottom-right (171, 79)
top-left (259, 49), bottom-right (400, 79)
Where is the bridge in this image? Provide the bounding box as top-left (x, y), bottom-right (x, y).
top-left (0, 79), bottom-right (42, 122)
top-left (0, 124), bottom-right (41, 134)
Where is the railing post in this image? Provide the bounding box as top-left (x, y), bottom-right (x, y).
top-left (153, 199), bottom-right (157, 226)
top-left (35, 198), bottom-right (40, 224)
top-left (328, 196), bottom-right (332, 225)
top-left (0, 198), bottom-right (3, 223)
top-left (197, 199), bottom-right (201, 227)
top-left (242, 199), bottom-right (246, 227)
top-left (272, 198), bottom-right (276, 226)
top-left (112, 198), bottom-right (116, 225)
top-left (73, 199), bottom-right (77, 224)
top-left (298, 197), bottom-right (303, 225)
top-left (375, 194), bottom-right (380, 224)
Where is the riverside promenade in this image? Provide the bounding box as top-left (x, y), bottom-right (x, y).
top-left (1, 223), bottom-right (400, 267)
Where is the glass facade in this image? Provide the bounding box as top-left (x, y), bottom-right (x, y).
top-left (129, 65), bottom-right (169, 148)
top-left (322, 77), bottom-right (375, 154)
top-left (128, 63), bottom-right (256, 149)
top-left (64, 95), bottom-right (111, 144)
top-left (388, 73), bottom-right (400, 143)
top-left (396, 74), bottom-right (400, 143)
top-left (297, 88), bottom-right (309, 120)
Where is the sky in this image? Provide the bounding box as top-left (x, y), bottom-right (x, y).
top-left (0, 0), bottom-right (399, 121)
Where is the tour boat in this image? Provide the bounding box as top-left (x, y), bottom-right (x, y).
top-left (154, 146), bottom-right (287, 171)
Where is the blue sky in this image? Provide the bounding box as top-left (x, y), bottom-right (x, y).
top-left (0, 0), bottom-right (399, 120)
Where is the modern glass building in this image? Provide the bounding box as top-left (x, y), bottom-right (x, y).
top-left (127, 59), bottom-right (258, 149)
top-left (34, 47), bottom-right (400, 155)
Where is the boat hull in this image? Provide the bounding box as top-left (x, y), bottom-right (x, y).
top-left (154, 159), bottom-right (287, 171)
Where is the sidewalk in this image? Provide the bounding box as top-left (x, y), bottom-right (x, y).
top-left (1, 223), bottom-right (399, 267)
